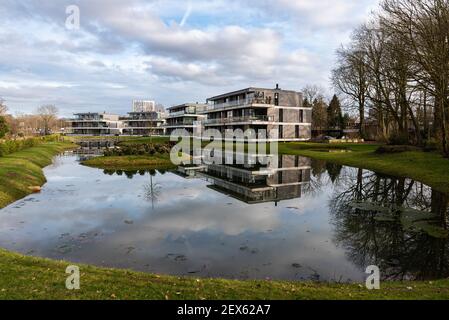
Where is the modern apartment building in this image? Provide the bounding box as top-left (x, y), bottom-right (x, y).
top-left (122, 111), bottom-right (165, 136)
top-left (202, 85), bottom-right (312, 141)
top-left (68, 113), bottom-right (123, 135)
top-left (164, 103), bottom-right (206, 135)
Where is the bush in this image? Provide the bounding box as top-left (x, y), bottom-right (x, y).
top-left (103, 142), bottom-right (171, 157)
top-left (0, 136), bottom-right (59, 157)
top-left (423, 138), bottom-right (439, 152)
top-left (388, 132), bottom-right (409, 145)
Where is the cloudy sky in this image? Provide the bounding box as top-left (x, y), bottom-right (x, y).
top-left (0, 0), bottom-right (378, 117)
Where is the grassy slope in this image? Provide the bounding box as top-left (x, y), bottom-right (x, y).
top-left (81, 154), bottom-right (175, 170)
top-left (278, 143), bottom-right (449, 194)
top-left (1, 248), bottom-right (449, 300)
top-left (0, 141), bottom-right (74, 208)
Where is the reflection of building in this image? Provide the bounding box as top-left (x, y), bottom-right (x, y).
top-left (177, 153), bottom-right (311, 204)
top-left (164, 103), bottom-right (206, 136)
top-left (132, 100), bottom-right (156, 112)
top-left (68, 113), bottom-right (123, 135)
top-left (122, 111), bottom-right (165, 136)
top-left (201, 85), bottom-right (312, 141)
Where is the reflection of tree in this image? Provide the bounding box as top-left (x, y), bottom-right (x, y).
top-left (330, 168), bottom-right (449, 280)
top-left (303, 159), bottom-right (332, 196)
top-left (326, 163), bottom-right (343, 183)
top-left (143, 171), bottom-right (161, 209)
top-left (101, 169), bottom-right (164, 209)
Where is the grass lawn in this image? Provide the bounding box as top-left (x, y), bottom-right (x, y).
top-left (0, 141), bottom-right (74, 208)
top-left (81, 154), bottom-right (176, 170)
top-left (278, 142), bottom-right (449, 194)
top-left (1, 248), bottom-right (448, 300)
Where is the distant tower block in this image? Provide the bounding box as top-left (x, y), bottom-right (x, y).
top-left (132, 100), bottom-right (156, 112)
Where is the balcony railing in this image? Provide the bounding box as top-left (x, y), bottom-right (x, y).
top-left (164, 120), bottom-right (196, 126)
top-left (206, 98), bottom-right (269, 111)
top-left (203, 115), bottom-right (274, 125)
top-left (170, 107), bottom-right (197, 116)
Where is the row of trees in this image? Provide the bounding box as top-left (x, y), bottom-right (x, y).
top-left (332, 0), bottom-right (449, 155)
top-left (0, 98), bottom-right (60, 138)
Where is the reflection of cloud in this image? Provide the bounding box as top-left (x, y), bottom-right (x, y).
top-left (140, 200), bottom-right (281, 236)
top-left (0, 155), bottom-right (366, 281)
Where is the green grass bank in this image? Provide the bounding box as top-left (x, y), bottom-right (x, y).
top-left (1, 248), bottom-right (449, 300)
top-left (0, 141), bottom-right (74, 208)
top-left (81, 154), bottom-right (176, 171)
top-left (278, 142), bottom-right (449, 194)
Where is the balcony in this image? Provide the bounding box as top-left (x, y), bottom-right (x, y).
top-left (203, 115), bottom-right (274, 125)
top-left (164, 120), bottom-right (197, 127)
top-left (206, 98), bottom-right (269, 112)
top-left (167, 107), bottom-right (200, 117)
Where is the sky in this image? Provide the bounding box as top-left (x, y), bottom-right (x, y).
top-left (0, 0), bottom-right (379, 117)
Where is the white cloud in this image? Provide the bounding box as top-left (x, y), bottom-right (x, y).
top-left (0, 0), bottom-right (380, 115)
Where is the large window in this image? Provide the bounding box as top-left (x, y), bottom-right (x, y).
top-left (279, 109), bottom-right (284, 122)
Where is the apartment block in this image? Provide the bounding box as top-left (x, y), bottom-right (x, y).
top-left (122, 111), bottom-right (165, 136)
top-left (164, 103), bottom-right (206, 136)
top-left (68, 113), bottom-right (123, 135)
top-left (202, 85), bottom-right (312, 141)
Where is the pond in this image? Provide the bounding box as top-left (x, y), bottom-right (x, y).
top-left (0, 152), bottom-right (448, 282)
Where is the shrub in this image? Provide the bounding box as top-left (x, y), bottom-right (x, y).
top-left (375, 145), bottom-right (421, 154)
top-left (103, 142), bottom-right (171, 157)
top-left (0, 136), bottom-right (54, 157)
top-left (423, 138), bottom-right (439, 152)
top-left (388, 132), bottom-right (409, 145)
top-left (0, 116), bottom-right (9, 138)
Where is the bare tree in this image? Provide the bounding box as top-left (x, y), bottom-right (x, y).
top-left (380, 0), bottom-right (449, 154)
top-left (302, 84), bottom-right (326, 103)
top-left (0, 98), bottom-right (8, 115)
top-left (332, 46), bottom-right (370, 139)
top-left (36, 105), bottom-right (58, 135)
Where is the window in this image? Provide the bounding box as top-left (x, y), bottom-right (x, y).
top-left (299, 110), bottom-right (304, 123)
top-left (295, 125), bottom-right (300, 138)
top-left (278, 125), bottom-right (283, 139)
top-left (279, 109), bottom-right (284, 122)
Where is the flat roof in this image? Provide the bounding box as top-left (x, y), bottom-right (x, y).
top-left (207, 87), bottom-right (301, 101)
top-left (73, 112), bottom-right (119, 116)
top-left (127, 111), bottom-right (159, 114)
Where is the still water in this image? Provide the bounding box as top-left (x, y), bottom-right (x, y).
top-left (0, 152), bottom-right (448, 282)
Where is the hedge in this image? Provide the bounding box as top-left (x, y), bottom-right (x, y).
top-left (0, 135), bottom-right (61, 157)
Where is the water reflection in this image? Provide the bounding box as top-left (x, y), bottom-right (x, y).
top-left (328, 168), bottom-right (449, 280)
top-left (1, 151), bottom-right (448, 282)
top-left (178, 153), bottom-right (312, 204)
